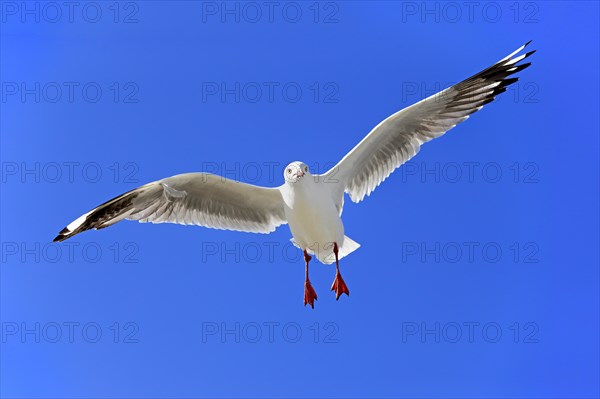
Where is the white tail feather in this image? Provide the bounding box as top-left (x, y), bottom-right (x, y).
top-left (290, 235), bottom-right (361, 264)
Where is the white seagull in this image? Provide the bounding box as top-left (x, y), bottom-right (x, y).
top-left (55, 42), bottom-right (534, 308)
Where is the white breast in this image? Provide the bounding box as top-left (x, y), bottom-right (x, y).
top-left (281, 177), bottom-right (344, 261)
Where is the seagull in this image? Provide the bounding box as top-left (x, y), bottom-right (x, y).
top-left (54, 42), bottom-right (534, 308)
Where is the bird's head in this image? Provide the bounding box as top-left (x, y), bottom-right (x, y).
top-left (284, 161), bottom-right (310, 184)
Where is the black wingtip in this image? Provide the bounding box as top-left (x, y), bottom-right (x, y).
top-left (513, 62), bottom-right (532, 73)
top-left (525, 39), bottom-right (533, 47)
top-left (53, 227), bottom-right (70, 242)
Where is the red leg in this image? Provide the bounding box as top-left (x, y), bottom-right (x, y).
top-left (330, 242), bottom-right (350, 300)
top-left (303, 249), bottom-right (318, 308)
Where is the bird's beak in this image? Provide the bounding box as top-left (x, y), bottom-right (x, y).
top-left (295, 170), bottom-right (305, 178)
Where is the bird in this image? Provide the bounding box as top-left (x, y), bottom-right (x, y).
top-left (54, 41), bottom-right (535, 308)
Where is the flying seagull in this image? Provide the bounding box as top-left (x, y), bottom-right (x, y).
top-left (54, 42), bottom-right (534, 308)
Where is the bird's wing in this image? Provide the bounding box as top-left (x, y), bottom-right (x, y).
top-left (321, 42), bottom-right (535, 203)
top-left (54, 173), bottom-right (287, 242)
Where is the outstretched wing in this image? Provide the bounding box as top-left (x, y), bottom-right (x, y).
top-left (54, 173), bottom-right (287, 242)
top-left (322, 41), bottom-right (535, 203)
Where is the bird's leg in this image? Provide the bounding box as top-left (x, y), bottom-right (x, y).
top-left (303, 249), bottom-right (318, 309)
top-left (330, 242), bottom-right (350, 300)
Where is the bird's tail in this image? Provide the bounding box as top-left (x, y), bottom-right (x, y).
top-left (321, 235), bottom-right (361, 264)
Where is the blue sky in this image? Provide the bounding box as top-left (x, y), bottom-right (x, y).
top-left (1, 1), bottom-right (599, 398)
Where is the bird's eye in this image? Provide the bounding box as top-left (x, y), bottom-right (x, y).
top-left (304, 166), bottom-right (308, 172)
top-left (287, 168), bottom-right (292, 174)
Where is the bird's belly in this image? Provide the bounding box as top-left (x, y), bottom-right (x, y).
top-left (286, 197), bottom-right (344, 254)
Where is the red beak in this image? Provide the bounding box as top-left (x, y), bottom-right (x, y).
top-left (295, 170), bottom-right (305, 178)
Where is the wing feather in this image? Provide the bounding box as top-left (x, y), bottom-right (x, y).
top-left (54, 173), bottom-right (286, 242)
top-left (323, 42), bottom-right (535, 203)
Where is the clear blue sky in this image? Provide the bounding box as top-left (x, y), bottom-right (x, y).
top-left (1, 1), bottom-right (599, 398)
